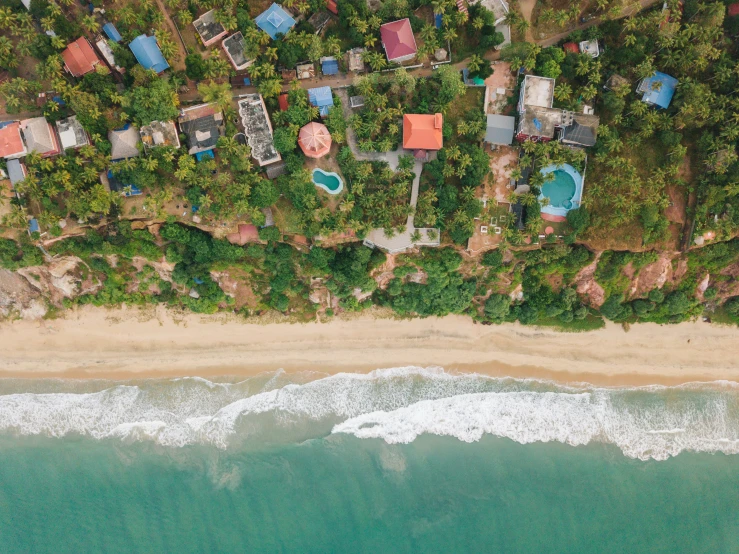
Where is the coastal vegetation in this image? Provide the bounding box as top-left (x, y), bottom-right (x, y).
top-left (0, 0), bottom-right (737, 332)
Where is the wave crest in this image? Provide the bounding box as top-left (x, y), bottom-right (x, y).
top-left (0, 367), bottom-right (738, 460)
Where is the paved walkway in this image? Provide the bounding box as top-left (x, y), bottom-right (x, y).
top-left (334, 89), bottom-right (439, 253)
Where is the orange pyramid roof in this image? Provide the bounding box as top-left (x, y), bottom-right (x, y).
top-left (298, 122), bottom-right (332, 158)
top-left (402, 113), bottom-right (443, 151)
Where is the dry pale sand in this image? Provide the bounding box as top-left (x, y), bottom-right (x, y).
top-left (0, 306), bottom-right (738, 386)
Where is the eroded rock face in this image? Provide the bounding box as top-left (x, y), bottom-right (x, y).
top-left (0, 268), bottom-right (46, 319)
top-left (574, 254), bottom-right (606, 308)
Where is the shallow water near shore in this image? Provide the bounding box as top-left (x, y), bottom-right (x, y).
top-left (1, 368), bottom-right (739, 552)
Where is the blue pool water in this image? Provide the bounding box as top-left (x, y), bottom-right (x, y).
top-left (539, 163), bottom-right (583, 217)
top-left (312, 168), bottom-right (343, 194)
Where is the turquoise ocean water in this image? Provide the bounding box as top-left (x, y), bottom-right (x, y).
top-left (1, 368), bottom-right (739, 553)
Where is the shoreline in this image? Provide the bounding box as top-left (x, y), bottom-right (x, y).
top-left (1, 306), bottom-right (738, 386)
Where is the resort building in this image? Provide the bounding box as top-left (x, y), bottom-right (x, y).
top-left (0, 122), bottom-right (27, 160)
top-left (222, 33), bottom-right (254, 71)
top-left (237, 94), bottom-right (281, 167)
top-left (559, 113), bottom-right (600, 148)
top-left (140, 120), bottom-right (181, 149)
top-left (178, 104), bottom-right (225, 156)
top-left (516, 105), bottom-right (562, 142)
top-left (6, 159), bottom-right (27, 188)
top-left (380, 19), bottom-right (417, 63)
top-left (579, 40), bottom-right (600, 58)
top-left (516, 74), bottom-right (599, 146)
top-left (255, 3), bottom-right (296, 40)
top-left (403, 113), bottom-right (443, 158)
top-left (517, 74), bottom-right (555, 113)
top-left (109, 125), bottom-right (141, 161)
top-left (55, 116), bottom-right (89, 151)
top-left (348, 48), bottom-right (366, 72)
top-left (102, 23), bottom-right (122, 43)
top-left (193, 10), bottom-right (228, 47)
top-left (129, 35), bottom-right (170, 74)
top-left (308, 86), bottom-right (334, 117)
top-left (20, 117), bottom-right (61, 158)
top-left (637, 71), bottom-right (678, 109)
top-left (484, 114), bottom-right (515, 146)
top-left (296, 63), bottom-right (315, 80)
top-left (61, 38), bottom-right (101, 78)
top-left (320, 56), bottom-right (339, 75)
top-left (95, 38), bottom-right (125, 74)
top-left (298, 122), bottom-right (332, 158)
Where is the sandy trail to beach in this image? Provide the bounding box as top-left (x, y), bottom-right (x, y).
top-left (0, 306), bottom-right (737, 386)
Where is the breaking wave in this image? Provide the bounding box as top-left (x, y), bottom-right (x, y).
top-left (0, 368), bottom-right (739, 460)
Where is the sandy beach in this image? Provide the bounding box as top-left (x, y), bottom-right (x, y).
top-left (0, 306), bottom-right (737, 385)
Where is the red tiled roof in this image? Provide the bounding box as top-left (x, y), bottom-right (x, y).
top-left (380, 19), bottom-right (417, 62)
top-left (729, 3), bottom-right (739, 16)
top-left (62, 38), bottom-right (101, 77)
top-left (278, 93), bottom-right (289, 111)
top-left (563, 42), bottom-right (579, 54)
top-left (403, 113), bottom-right (443, 151)
top-left (0, 122), bottom-right (25, 158)
top-left (327, 0), bottom-right (338, 15)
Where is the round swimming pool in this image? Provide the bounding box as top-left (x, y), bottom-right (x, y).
top-left (541, 170), bottom-right (576, 208)
top-left (538, 164), bottom-right (583, 217)
top-left (312, 168), bottom-right (344, 195)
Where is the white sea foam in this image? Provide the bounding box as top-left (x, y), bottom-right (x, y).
top-left (0, 367), bottom-right (737, 460)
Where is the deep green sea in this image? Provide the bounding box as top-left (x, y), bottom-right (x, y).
top-left (1, 368), bottom-right (738, 553)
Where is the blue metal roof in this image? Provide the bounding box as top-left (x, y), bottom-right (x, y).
top-left (308, 86), bottom-right (333, 107)
top-left (129, 35), bottom-right (170, 73)
top-left (434, 14), bottom-right (442, 28)
top-left (255, 3), bottom-right (296, 40)
top-left (321, 58), bottom-right (338, 75)
top-left (195, 149), bottom-right (215, 161)
top-left (28, 219), bottom-right (39, 233)
top-left (103, 23), bottom-right (122, 42)
top-left (640, 71), bottom-right (678, 109)
top-left (308, 86), bottom-right (333, 117)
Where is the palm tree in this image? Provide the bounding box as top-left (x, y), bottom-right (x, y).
top-left (198, 80), bottom-right (233, 110)
top-left (467, 54), bottom-right (483, 75)
top-left (82, 15), bottom-right (100, 33)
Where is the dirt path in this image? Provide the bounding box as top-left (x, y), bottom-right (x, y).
top-left (518, 0), bottom-right (537, 42)
top-left (537, 0), bottom-right (665, 46)
top-left (154, 0), bottom-right (188, 71)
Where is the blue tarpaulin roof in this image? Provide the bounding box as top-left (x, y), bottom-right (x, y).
top-left (639, 71), bottom-right (678, 109)
top-left (195, 149), bottom-right (215, 161)
top-left (255, 3), bottom-right (296, 40)
top-left (103, 23), bottom-right (122, 42)
top-left (321, 58), bottom-right (338, 75)
top-left (129, 35), bottom-right (170, 73)
top-left (308, 86), bottom-right (334, 117)
top-left (28, 219), bottom-right (39, 233)
top-left (434, 14), bottom-right (442, 28)
top-left (107, 169), bottom-right (142, 196)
